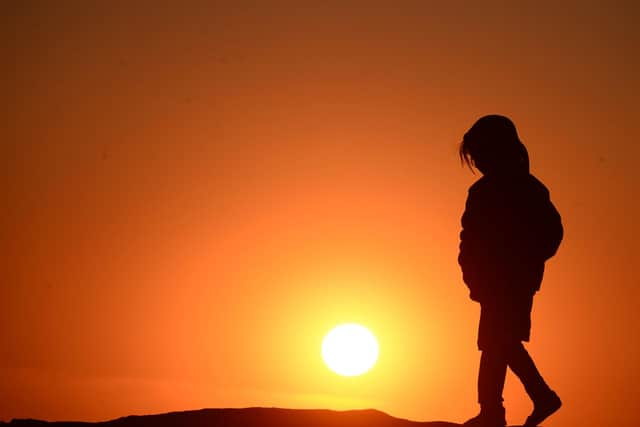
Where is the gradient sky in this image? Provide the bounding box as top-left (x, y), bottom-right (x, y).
top-left (3, 2), bottom-right (639, 426)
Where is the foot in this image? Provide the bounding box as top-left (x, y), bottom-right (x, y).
top-left (463, 407), bottom-right (506, 427)
top-left (524, 390), bottom-right (562, 426)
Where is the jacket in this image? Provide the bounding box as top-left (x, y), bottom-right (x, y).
top-left (458, 172), bottom-right (563, 302)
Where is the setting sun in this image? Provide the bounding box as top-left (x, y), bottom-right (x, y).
top-left (322, 323), bottom-right (379, 377)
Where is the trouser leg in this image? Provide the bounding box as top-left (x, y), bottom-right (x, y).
top-left (478, 347), bottom-right (507, 408)
top-left (507, 342), bottom-right (552, 402)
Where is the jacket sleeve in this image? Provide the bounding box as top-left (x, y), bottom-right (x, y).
top-left (458, 184), bottom-right (493, 302)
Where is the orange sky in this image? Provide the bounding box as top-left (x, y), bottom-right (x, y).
top-left (3, 2), bottom-right (639, 426)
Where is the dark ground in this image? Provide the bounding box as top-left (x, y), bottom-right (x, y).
top-left (1, 407), bottom-right (527, 427)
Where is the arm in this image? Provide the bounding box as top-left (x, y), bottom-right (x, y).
top-left (458, 184), bottom-right (493, 302)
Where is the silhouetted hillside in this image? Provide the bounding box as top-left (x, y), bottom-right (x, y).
top-left (2, 408), bottom-right (466, 427)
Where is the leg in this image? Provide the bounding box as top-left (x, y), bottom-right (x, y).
top-left (478, 347), bottom-right (508, 408)
top-left (507, 343), bottom-right (561, 426)
top-left (506, 342), bottom-right (550, 401)
top-left (464, 347), bottom-right (507, 426)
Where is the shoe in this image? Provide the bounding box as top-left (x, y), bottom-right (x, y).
top-left (524, 390), bottom-right (562, 426)
top-left (463, 406), bottom-right (506, 427)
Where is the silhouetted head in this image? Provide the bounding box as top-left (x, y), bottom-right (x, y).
top-left (460, 115), bottom-right (529, 175)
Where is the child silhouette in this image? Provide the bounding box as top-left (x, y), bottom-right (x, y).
top-left (458, 115), bottom-right (563, 427)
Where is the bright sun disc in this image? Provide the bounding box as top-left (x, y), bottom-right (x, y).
top-left (322, 323), bottom-right (379, 376)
